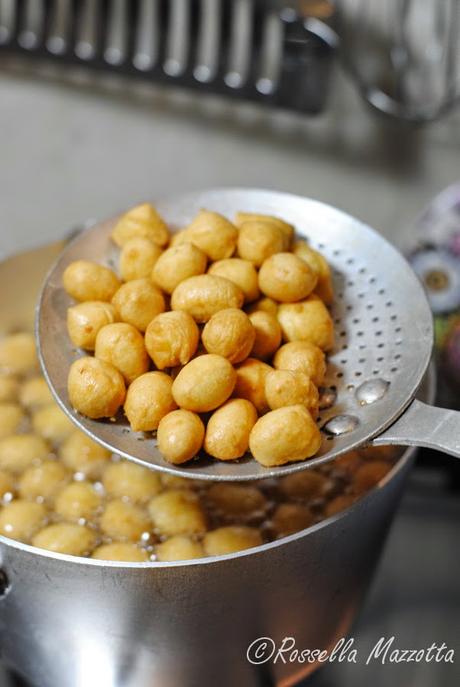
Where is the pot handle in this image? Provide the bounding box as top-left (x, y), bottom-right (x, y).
top-left (372, 399), bottom-right (460, 457)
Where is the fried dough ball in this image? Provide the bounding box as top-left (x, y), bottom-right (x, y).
top-left (202, 309), bottom-right (255, 364)
top-left (208, 258), bottom-right (259, 303)
top-left (0, 469), bottom-right (15, 497)
top-left (351, 461), bottom-right (392, 496)
top-left (100, 499), bottom-right (150, 541)
top-left (148, 490), bottom-right (207, 537)
top-left (32, 523), bottom-right (97, 556)
top-left (160, 473), bottom-right (195, 490)
top-left (233, 358), bottom-right (272, 414)
top-left (246, 297), bottom-right (278, 317)
top-left (332, 451), bottom-right (362, 477)
top-left (235, 212), bottom-right (294, 248)
top-left (171, 274), bottom-right (244, 323)
top-left (67, 301), bottom-right (118, 350)
top-left (157, 410), bottom-right (205, 464)
top-left (259, 252), bottom-right (318, 303)
top-left (95, 323), bottom-right (149, 384)
top-left (119, 237), bottom-right (163, 281)
top-left (152, 243), bottom-right (207, 294)
top-left (172, 355), bottom-right (236, 412)
top-left (0, 434), bottom-right (50, 473)
top-left (249, 405), bottom-right (322, 467)
top-left (0, 403), bottom-right (24, 439)
top-left (264, 370), bottom-right (319, 414)
top-left (0, 333), bottom-right (38, 375)
top-left (63, 261), bottom-right (121, 302)
top-left (155, 535), bottom-right (204, 562)
top-left (124, 372), bottom-right (177, 432)
top-left (271, 503), bottom-right (314, 537)
top-left (279, 470), bottom-right (330, 500)
top-left (112, 279), bottom-right (165, 332)
top-left (206, 483), bottom-right (267, 518)
top-left (204, 399), bottom-right (257, 461)
top-left (102, 461), bottom-right (161, 503)
top-left (19, 377), bottom-right (53, 409)
top-left (203, 526), bottom-right (262, 556)
top-left (32, 404), bottom-right (75, 445)
top-left (59, 431), bottom-right (110, 478)
top-left (0, 375), bottom-right (19, 403)
top-left (273, 341), bottom-right (326, 386)
top-left (0, 500), bottom-right (47, 542)
top-left (68, 357), bottom-right (126, 419)
top-left (111, 203), bottom-right (169, 248)
top-left (277, 295), bottom-right (334, 351)
top-left (293, 240), bottom-right (334, 304)
top-left (179, 210), bottom-right (238, 260)
top-left (18, 460), bottom-right (69, 502)
top-left (248, 311), bottom-right (282, 360)
top-left (54, 481), bottom-right (102, 521)
top-left (92, 542), bottom-right (149, 562)
top-left (145, 311), bottom-right (199, 370)
top-left (237, 221), bottom-right (285, 267)
top-left (325, 494), bottom-right (356, 517)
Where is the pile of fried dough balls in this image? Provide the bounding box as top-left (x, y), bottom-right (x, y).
top-left (64, 203), bottom-right (336, 468)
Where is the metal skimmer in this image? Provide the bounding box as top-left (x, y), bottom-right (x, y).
top-left (38, 188), bottom-right (460, 482)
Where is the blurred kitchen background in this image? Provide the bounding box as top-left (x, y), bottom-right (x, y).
top-left (0, 1), bottom-right (459, 686)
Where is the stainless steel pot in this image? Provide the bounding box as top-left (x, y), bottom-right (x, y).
top-left (0, 242), bottom-right (435, 687)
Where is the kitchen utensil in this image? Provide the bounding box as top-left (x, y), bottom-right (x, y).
top-left (38, 187), bottom-right (450, 483)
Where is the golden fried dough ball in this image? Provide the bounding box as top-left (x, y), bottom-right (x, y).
top-left (148, 490), bottom-right (207, 537)
top-left (273, 341), bottom-right (326, 386)
top-left (152, 243), bottom-right (207, 294)
top-left (259, 252), bottom-right (318, 303)
top-left (246, 297), bottom-right (278, 317)
top-left (237, 221), bottom-right (285, 267)
top-left (95, 323), bottom-right (149, 385)
top-left (18, 460), bottom-right (69, 502)
top-left (202, 309), bottom-right (255, 364)
top-left (248, 311), bottom-right (282, 360)
top-left (208, 258), bottom-right (259, 303)
top-left (233, 358), bottom-right (272, 414)
top-left (277, 295), bottom-right (334, 351)
top-left (279, 470), bottom-right (330, 500)
top-left (112, 279), bottom-right (165, 332)
top-left (160, 473), bottom-right (195, 490)
top-left (102, 461), bottom-right (161, 503)
top-left (0, 500), bottom-right (47, 542)
top-left (32, 404), bottom-right (75, 445)
top-left (203, 526), bottom-right (262, 556)
top-left (264, 370), bottom-right (319, 414)
top-left (59, 431), bottom-right (111, 478)
top-left (19, 377), bottom-right (53, 409)
top-left (293, 240), bottom-right (334, 304)
top-left (111, 203), bottom-right (169, 248)
top-left (206, 483), bottom-right (267, 518)
top-left (0, 469), bottom-right (15, 497)
top-left (54, 481), bottom-right (102, 521)
top-left (100, 499), bottom-right (150, 541)
top-left (0, 375), bottom-right (19, 403)
top-left (172, 355), bottom-right (236, 412)
top-left (145, 311), bottom-right (199, 369)
top-left (155, 535), bottom-right (204, 562)
top-left (0, 403), bottom-right (24, 439)
top-left (325, 494), bottom-right (356, 517)
top-left (68, 357), bottom-right (126, 419)
top-left (235, 212), bottom-right (294, 248)
top-left (171, 274), bottom-right (244, 323)
top-left (180, 210), bottom-right (238, 260)
top-left (124, 372), bottom-right (177, 432)
top-left (92, 542), bottom-right (149, 562)
top-left (119, 237), bottom-right (163, 281)
top-left (204, 399), bottom-right (257, 461)
top-left (249, 405), bottom-right (322, 466)
top-left (32, 523), bottom-right (97, 556)
top-left (0, 434), bottom-right (50, 473)
top-left (0, 333), bottom-right (38, 375)
top-left (351, 461), bottom-right (392, 496)
top-left (67, 301), bottom-right (118, 350)
top-left (63, 261), bottom-right (121, 302)
top-left (271, 503), bottom-right (314, 537)
top-left (157, 410), bottom-right (205, 464)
